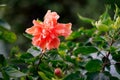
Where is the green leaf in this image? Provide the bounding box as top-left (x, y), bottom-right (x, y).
top-left (66, 27), bottom-right (86, 40)
top-left (96, 24), bottom-right (109, 32)
top-left (19, 53), bottom-right (35, 64)
top-left (2, 66), bottom-right (27, 78)
top-left (0, 19), bottom-right (17, 43)
top-left (66, 41), bottom-right (76, 48)
top-left (78, 14), bottom-right (94, 23)
top-left (114, 5), bottom-right (120, 20)
top-left (20, 53), bottom-right (33, 59)
top-left (2, 31), bottom-right (17, 43)
top-left (99, 5), bottom-right (111, 22)
top-left (92, 5), bottom-right (113, 32)
top-left (84, 28), bottom-right (95, 36)
top-left (112, 53), bottom-right (120, 61)
top-left (63, 71), bottom-right (83, 80)
top-left (58, 42), bottom-right (68, 57)
top-left (66, 31), bottom-right (82, 40)
top-left (85, 59), bottom-right (102, 72)
top-left (27, 46), bottom-right (41, 57)
top-left (23, 33), bottom-right (33, 40)
top-left (74, 46), bottom-right (98, 55)
top-left (1, 69), bottom-right (10, 80)
top-left (38, 71), bottom-right (50, 80)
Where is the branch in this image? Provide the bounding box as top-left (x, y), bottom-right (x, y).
top-left (101, 37), bottom-right (114, 72)
top-left (37, 50), bottom-right (45, 71)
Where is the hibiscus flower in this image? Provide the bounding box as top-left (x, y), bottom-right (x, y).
top-left (25, 10), bottom-right (72, 51)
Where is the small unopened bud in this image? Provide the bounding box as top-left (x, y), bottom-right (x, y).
top-left (54, 68), bottom-right (63, 78)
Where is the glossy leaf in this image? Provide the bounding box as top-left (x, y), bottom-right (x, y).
top-left (2, 66), bottom-right (27, 78)
top-left (27, 46), bottom-right (41, 57)
top-left (74, 46), bottom-right (98, 55)
top-left (85, 59), bottom-right (102, 72)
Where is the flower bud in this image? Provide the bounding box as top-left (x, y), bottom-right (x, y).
top-left (54, 68), bottom-right (62, 78)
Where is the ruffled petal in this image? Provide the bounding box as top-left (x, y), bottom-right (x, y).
top-left (44, 10), bottom-right (59, 28)
top-left (25, 20), bottom-right (43, 35)
top-left (47, 37), bottom-right (60, 50)
top-left (33, 20), bottom-right (43, 26)
top-left (55, 23), bottom-right (72, 37)
top-left (32, 35), bottom-right (47, 51)
top-left (25, 10), bottom-right (72, 51)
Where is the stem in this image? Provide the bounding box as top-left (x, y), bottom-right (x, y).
top-left (101, 37), bottom-right (114, 72)
top-left (101, 52), bottom-right (110, 72)
top-left (37, 50), bottom-right (45, 71)
top-left (101, 61), bottom-right (120, 65)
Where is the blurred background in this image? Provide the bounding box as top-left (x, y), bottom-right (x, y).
top-left (0, 0), bottom-right (120, 51)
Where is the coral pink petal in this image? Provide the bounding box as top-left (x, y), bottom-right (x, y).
top-left (55, 23), bottom-right (72, 37)
top-left (33, 20), bottom-right (43, 26)
top-left (25, 26), bottom-right (42, 35)
top-left (47, 37), bottom-right (60, 50)
top-left (32, 35), bottom-right (48, 51)
top-left (26, 20), bottom-right (43, 35)
top-left (25, 10), bottom-right (72, 51)
top-left (44, 10), bottom-right (59, 27)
